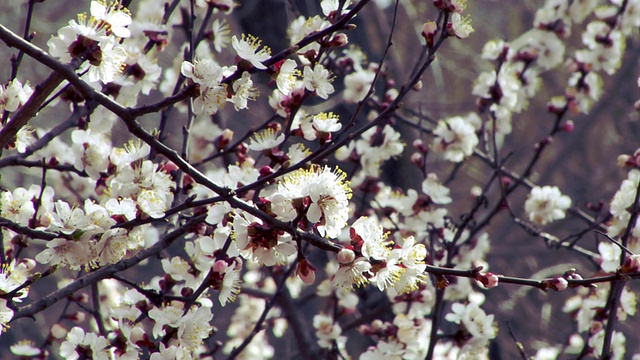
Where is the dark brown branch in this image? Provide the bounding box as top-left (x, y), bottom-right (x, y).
top-left (128, 85), bottom-right (196, 117)
top-left (0, 69), bottom-right (66, 149)
top-left (0, 218), bottom-right (58, 240)
top-left (0, 158), bottom-right (86, 175)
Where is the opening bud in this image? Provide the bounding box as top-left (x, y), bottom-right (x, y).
top-left (337, 248), bottom-right (356, 264)
top-left (421, 21), bottom-right (438, 48)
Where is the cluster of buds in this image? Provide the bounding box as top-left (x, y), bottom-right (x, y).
top-left (542, 268), bottom-right (587, 292)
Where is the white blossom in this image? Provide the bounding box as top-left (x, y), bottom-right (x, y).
top-left (422, 173), bottom-right (453, 205)
top-left (0, 299), bottom-right (14, 336)
top-left (247, 128), bottom-right (285, 151)
top-left (232, 34), bottom-right (271, 70)
top-left (276, 59), bottom-right (300, 96)
top-left (59, 327), bottom-right (110, 360)
top-left (313, 314), bottom-right (346, 349)
top-left (524, 186), bottom-right (572, 225)
top-left (229, 71), bottom-right (258, 110)
top-left (445, 302), bottom-right (496, 355)
top-left (90, 0), bottom-right (132, 38)
top-left (450, 13), bottom-right (474, 38)
top-left (432, 113), bottom-right (480, 162)
top-left (1, 187), bottom-right (36, 226)
top-left (343, 66), bottom-right (375, 103)
top-left (303, 64), bottom-right (335, 99)
top-left (0, 80), bottom-right (32, 112)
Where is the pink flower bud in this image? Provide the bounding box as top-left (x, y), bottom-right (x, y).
top-left (259, 165), bottom-right (273, 178)
top-left (413, 139), bottom-right (428, 153)
top-left (590, 321), bottom-right (604, 334)
top-left (421, 21), bottom-right (438, 48)
top-left (296, 258), bottom-right (317, 284)
top-left (213, 259), bottom-right (228, 273)
top-left (475, 272), bottom-right (499, 289)
top-left (66, 311), bottom-right (86, 322)
top-left (619, 254), bottom-right (640, 274)
top-left (561, 120), bottom-right (575, 132)
top-left (547, 276), bottom-right (568, 291)
top-left (411, 152), bottom-right (424, 168)
top-left (327, 33), bottom-right (349, 47)
top-left (217, 129), bottom-right (234, 149)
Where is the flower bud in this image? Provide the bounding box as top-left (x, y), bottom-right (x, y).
top-left (385, 88), bottom-right (399, 102)
top-left (421, 21), bottom-right (438, 48)
top-left (411, 152), bottom-right (423, 168)
top-left (367, 110), bottom-right (379, 122)
top-left (413, 139), bottom-right (428, 153)
top-left (259, 165), bottom-right (274, 178)
top-left (371, 319), bottom-right (384, 330)
top-left (217, 129), bottom-right (234, 150)
top-left (590, 321), bottom-right (604, 334)
top-left (617, 154), bottom-right (631, 167)
top-left (327, 33), bottom-right (349, 47)
top-left (618, 254), bottom-right (640, 274)
top-left (66, 311), bottom-right (86, 323)
top-left (475, 272), bottom-right (499, 289)
top-left (501, 176), bottom-right (512, 188)
top-left (337, 248), bottom-right (356, 264)
top-left (547, 96), bottom-right (567, 114)
top-left (296, 258), bottom-right (317, 284)
top-left (546, 276), bottom-right (568, 291)
top-left (51, 324), bottom-right (68, 339)
top-left (181, 287), bottom-right (194, 298)
top-left (534, 136), bottom-right (553, 150)
top-left (561, 120), bottom-right (575, 132)
top-left (213, 259), bottom-right (228, 273)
